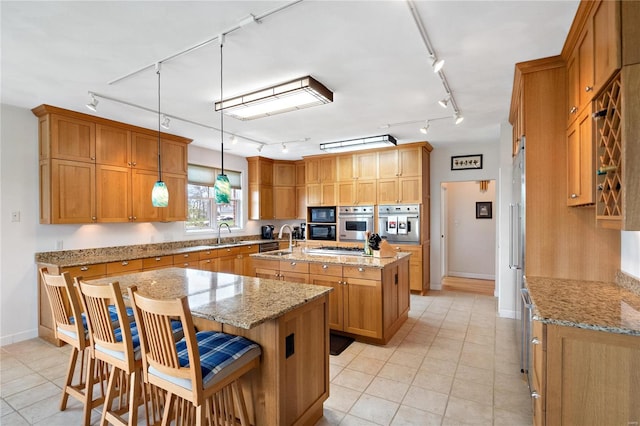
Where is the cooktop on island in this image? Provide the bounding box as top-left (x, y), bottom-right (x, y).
top-left (305, 246), bottom-right (366, 256)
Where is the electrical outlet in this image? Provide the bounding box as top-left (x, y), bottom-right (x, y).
top-left (56, 240), bottom-right (63, 250)
top-left (11, 211), bottom-right (20, 222)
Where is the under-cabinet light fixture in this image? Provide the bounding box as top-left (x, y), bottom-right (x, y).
top-left (320, 135), bottom-right (397, 154)
top-left (214, 75), bottom-right (333, 120)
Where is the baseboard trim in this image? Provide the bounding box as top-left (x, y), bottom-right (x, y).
top-left (448, 272), bottom-right (496, 281)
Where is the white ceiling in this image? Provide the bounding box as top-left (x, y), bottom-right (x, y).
top-left (1, 1), bottom-right (578, 160)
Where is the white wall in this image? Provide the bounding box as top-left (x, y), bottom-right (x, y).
top-left (621, 231), bottom-right (640, 279)
top-left (0, 104), bottom-right (284, 345)
top-left (497, 121), bottom-right (516, 318)
top-left (446, 181), bottom-right (496, 280)
top-left (430, 141), bottom-right (500, 291)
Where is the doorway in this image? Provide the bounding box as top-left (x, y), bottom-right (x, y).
top-left (440, 180), bottom-right (496, 296)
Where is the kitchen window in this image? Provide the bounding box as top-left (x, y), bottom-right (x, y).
top-left (185, 164), bottom-right (242, 232)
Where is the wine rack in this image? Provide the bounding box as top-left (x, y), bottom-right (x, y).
top-left (593, 72), bottom-right (622, 228)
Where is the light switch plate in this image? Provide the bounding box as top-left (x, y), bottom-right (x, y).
top-left (11, 211), bottom-right (20, 222)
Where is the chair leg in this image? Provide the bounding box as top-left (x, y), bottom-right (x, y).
top-left (101, 365), bottom-right (119, 426)
top-left (82, 353), bottom-right (96, 426)
top-left (127, 370), bottom-right (140, 426)
top-left (60, 346), bottom-right (79, 410)
top-left (232, 381), bottom-right (250, 426)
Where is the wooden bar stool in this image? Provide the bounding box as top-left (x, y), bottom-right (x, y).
top-left (128, 286), bottom-right (262, 426)
top-left (39, 267), bottom-right (105, 426)
top-left (77, 280), bottom-right (182, 426)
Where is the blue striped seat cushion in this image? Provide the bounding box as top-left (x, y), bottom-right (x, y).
top-left (59, 305), bottom-right (134, 341)
top-left (148, 331), bottom-right (261, 391)
top-left (96, 320), bottom-right (184, 362)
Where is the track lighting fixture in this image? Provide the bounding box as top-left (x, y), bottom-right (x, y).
top-left (419, 121), bottom-right (430, 134)
top-left (86, 93), bottom-right (99, 112)
top-left (160, 114), bottom-right (170, 129)
top-left (281, 143), bottom-right (288, 153)
top-left (432, 58), bottom-right (445, 73)
top-left (455, 113), bottom-right (464, 125)
top-left (438, 96), bottom-right (450, 109)
top-left (231, 135), bottom-right (238, 144)
top-left (257, 145), bottom-right (264, 153)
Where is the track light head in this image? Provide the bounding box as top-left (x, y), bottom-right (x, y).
top-left (432, 58), bottom-right (445, 73)
top-left (257, 145), bottom-right (263, 153)
top-left (281, 143), bottom-right (288, 153)
top-left (86, 93), bottom-right (99, 112)
top-left (438, 96), bottom-right (450, 109)
top-left (419, 121), bottom-right (430, 134)
top-left (454, 113), bottom-right (464, 125)
top-left (231, 135), bottom-right (238, 145)
top-left (160, 114), bottom-right (170, 129)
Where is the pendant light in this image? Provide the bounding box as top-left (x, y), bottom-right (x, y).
top-left (151, 62), bottom-right (169, 207)
top-left (214, 37), bottom-right (231, 204)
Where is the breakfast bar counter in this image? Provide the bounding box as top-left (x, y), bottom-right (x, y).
top-left (86, 267), bottom-right (332, 426)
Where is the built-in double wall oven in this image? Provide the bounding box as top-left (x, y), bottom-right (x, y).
top-left (307, 206), bottom-right (337, 241)
top-left (338, 206), bottom-right (374, 242)
top-left (378, 204), bottom-right (420, 244)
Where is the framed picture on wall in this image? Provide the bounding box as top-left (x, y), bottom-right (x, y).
top-left (451, 154), bottom-right (483, 170)
top-left (476, 201), bottom-right (492, 219)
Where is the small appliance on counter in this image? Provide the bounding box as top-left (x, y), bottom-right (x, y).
top-left (261, 225), bottom-right (275, 240)
top-left (300, 223), bottom-right (306, 239)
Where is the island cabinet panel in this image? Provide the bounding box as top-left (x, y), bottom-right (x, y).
top-left (309, 263), bottom-right (343, 330)
top-left (220, 295), bottom-right (329, 426)
top-left (543, 323), bottom-right (640, 426)
top-left (343, 277), bottom-right (382, 339)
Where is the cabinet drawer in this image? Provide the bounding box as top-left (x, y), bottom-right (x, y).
top-left (173, 252), bottom-right (200, 264)
top-left (175, 260), bottom-right (200, 268)
top-left (343, 265), bottom-right (381, 281)
top-left (218, 246), bottom-right (241, 257)
top-left (239, 244), bottom-right (259, 254)
top-left (106, 259), bottom-right (142, 275)
top-left (142, 256), bottom-right (173, 269)
top-left (279, 260), bottom-right (309, 274)
top-left (309, 262), bottom-right (342, 277)
top-left (252, 258), bottom-right (279, 271)
top-left (62, 263), bottom-right (107, 279)
top-left (199, 249), bottom-right (218, 260)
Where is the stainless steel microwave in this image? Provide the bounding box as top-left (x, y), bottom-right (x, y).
top-left (308, 206), bottom-right (336, 223)
top-left (307, 224), bottom-right (337, 241)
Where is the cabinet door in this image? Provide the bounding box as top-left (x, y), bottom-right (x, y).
top-left (336, 155), bottom-right (355, 182)
top-left (161, 140), bottom-right (188, 174)
top-left (321, 183), bottom-right (336, 206)
top-left (306, 184), bottom-right (321, 206)
top-left (355, 151), bottom-right (377, 180)
top-left (377, 150), bottom-right (398, 178)
top-left (51, 159), bottom-right (96, 223)
top-left (131, 132), bottom-right (159, 171)
top-left (161, 173), bottom-right (187, 222)
top-left (50, 114), bottom-right (96, 163)
top-left (96, 164), bottom-right (131, 222)
top-left (337, 181), bottom-right (355, 206)
top-left (199, 258), bottom-right (218, 272)
top-left (296, 186), bottom-right (307, 220)
top-left (305, 158), bottom-right (320, 184)
top-left (343, 278), bottom-right (382, 338)
top-left (131, 169), bottom-right (161, 222)
top-left (592, 0), bottom-right (620, 92)
top-left (566, 108), bottom-right (594, 206)
top-left (398, 147), bottom-right (421, 177)
top-left (274, 162), bottom-right (296, 186)
top-left (355, 180), bottom-right (377, 205)
top-left (398, 177), bottom-right (421, 203)
top-left (319, 157), bottom-right (336, 182)
top-left (311, 276), bottom-right (343, 330)
top-left (567, 52), bottom-right (580, 123)
top-left (279, 271), bottom-right (309, 283)
top-left (377, 179), bottom-right (399, 204)
top-left (217, 255), bottom-right (236, 274)
top-left (295, 161), bottom-right (306, 186)
top-left (260, 185), bottom-right (274, 219)
top-left (274, 186), bottom-right (296, 219)
top-left (577, 24), bottom-right (595, 108)
top-left (96, 124), bottom-right (131, 167)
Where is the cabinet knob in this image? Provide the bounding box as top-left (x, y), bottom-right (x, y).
top-left (90, 157), bottom-right (95, 161)
top-left (570, 106), bottom-right (578, 114)
top-left (570, 193), bottom-right (578, 199)
top-left (132, 162), bottom-right (137, 166)
top-left (531, 337), bottom-right (540, 345)
top-left (133, 216), bottom-right (137, 220)
top-left (155, 257), bottom-right (162, 261)
top-left (80, 266), bottom-right (89, 271)
top-left (585, 86), bottom-right (593, 92)
top-left (127, 162), bottom-right (132, 166)
top-left (183, 254), bottom-right (189, 258)
top-left (183, 263), bottom-right (189, 267)
top-left (358, 267), bottom-right (364, 272)
top-left (121, 261), bottom-right (128, 266)
top-left (322, 264), bottom-right (328, 269)
top-left (92, 216), bottom-right (97, 221)
top-left (531, 391), bottom-right (541, 399)
top-left (128, 216), bottom-right (133, 221)
top-left (290, 262), bottom-right (296, 266)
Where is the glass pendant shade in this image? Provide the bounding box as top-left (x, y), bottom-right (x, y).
top-left (152, 181), bottom-right (169, 207)
top-left (214, 174), bottom-right (231, 204)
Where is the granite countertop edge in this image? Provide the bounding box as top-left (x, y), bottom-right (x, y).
top-left (525, 273), bottom-right (640, 337)
top-left (250, 251), bottom-right (411, 268)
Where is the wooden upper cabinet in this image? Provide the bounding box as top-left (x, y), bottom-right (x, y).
top-left (377, 150), bottom-right (399, 179)
top-left (577, 24), bottom-right (595, 108)
top-left (567, 51), bottom-right (580, 122)
top-left (131, 132), bottom-right (159, 171)
top-left (273, 162), bottom-right (296, 186)
top-left (592, 0), bottom-right (620, 90)
top-left (96, 164), bottom-right (131, 222)
top-left (355, 151), bottom-right (378, 180)
top-left (96, 124), bottom-right (131, 167)
top-left (398, 146), bottom-right (422, 177)
top-left (295, 161), bottom-right (306, 186)
top-left (49, 159), bottom-right (96, 223)
top-left (306, 157), bottom-right (336, 183)
top-left (336, 155), bottom-right (355, 181)
top-left (161, 139), bottom-right (188, 175)
top-left (50, 114), bottom-right (96, 163)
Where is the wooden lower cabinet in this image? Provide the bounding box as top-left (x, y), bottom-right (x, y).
top-left (390, 244), bottom-right (428, 294)
top-left (256, 257), bottom-right (410, 344)
top-left (533, 321), bottom-right (640, 425)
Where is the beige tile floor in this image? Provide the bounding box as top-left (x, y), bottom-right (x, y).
top-left (1, 290), bottom-right (532, 425)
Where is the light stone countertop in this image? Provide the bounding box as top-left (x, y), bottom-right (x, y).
top-left (35, 238), bottom-right (279, 268)
top-left (84, 267), bottom-right (332, 330)
top-left (525, 275), bottom-right (640, 336)
top-left (250, 249), bottom-right (411, 268)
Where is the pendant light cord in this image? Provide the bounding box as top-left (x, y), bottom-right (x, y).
top-left (220, 41), bottom-right (225, 175)
top-left (157, 64), bottom-right (163, 181)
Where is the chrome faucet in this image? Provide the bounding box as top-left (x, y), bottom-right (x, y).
top-left (217, 222), bottom-right (231, 244)
top-left (278, 224), bottom-right (294, 252)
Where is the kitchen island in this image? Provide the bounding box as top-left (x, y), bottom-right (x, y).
top-left (525, 275), bottom-right (640, 425)
top-left (250, 249), bottom-right (411, 345)
top-left (85, 267), bottom-right (332, 426)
